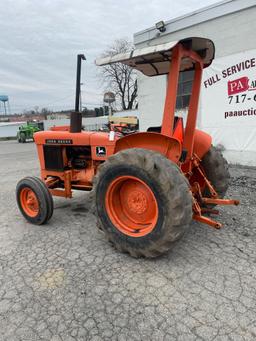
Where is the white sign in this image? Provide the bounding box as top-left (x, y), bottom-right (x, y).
top-left (200, 49), bottom-right (256, 154)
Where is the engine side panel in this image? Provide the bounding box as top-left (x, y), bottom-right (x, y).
top-left (34, 130), bottom-right (119, 168)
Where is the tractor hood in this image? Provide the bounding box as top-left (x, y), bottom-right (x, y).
top-left (34, 130), bottom-right (119, 147)
top-left (95, 37), bottom-right (215, 76)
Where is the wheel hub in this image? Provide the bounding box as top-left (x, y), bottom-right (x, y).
top-left (105, 175), bottom-right (158, 237)
top-left (20, 188), bottom-right (39, 217)
top-left (127, 190), bottom-right (148, 214)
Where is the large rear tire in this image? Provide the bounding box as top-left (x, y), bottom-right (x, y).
top-left (16, 176), bottom-right (54, 225)
top-left (201, 146), bottom-right (230, 199)
top-left (94, 148), bottom-right (192, 258)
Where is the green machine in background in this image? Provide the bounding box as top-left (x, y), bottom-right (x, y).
top-left (17, 121), bottom-right (44, 143)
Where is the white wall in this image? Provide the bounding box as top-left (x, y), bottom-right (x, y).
top-left (43, 116), bottom-right (108, 131)
top-left (0, 117), bottom-right (109, 138)
top-left (135, 6), bottom-right (256, 58)
top-left (138, 74), bottom-right (166, 130)
top-left (0, 122), bottom-right (25, 138)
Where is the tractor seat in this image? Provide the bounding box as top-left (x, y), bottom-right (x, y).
top-left (147, 116), bottom-right (184, 143)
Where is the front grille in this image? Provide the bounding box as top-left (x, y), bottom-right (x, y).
top-left (43, 145), bottom-right (64, 171)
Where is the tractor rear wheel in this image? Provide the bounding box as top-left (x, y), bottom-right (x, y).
top-left (16, 176), bottom-right (53, 225)
top-left (201, 146), bottom-right (230, 200)
top-left (20, 133), bottom-right (26, 143)
top-left (94, 148), bottom-right (192, 258)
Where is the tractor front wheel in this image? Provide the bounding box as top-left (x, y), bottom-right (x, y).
top-left (16, 177), bottom-right (53, 225)
top-left (94, 148), bottom-right (192, 258)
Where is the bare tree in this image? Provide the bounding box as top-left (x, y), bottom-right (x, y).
top-left (99, 38), bottom-right (137, 110)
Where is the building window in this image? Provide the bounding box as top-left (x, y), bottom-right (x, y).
top-left (176, 70), bottom-right (194, 109)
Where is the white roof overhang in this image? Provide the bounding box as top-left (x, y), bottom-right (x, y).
top-left (95, 37), bottom-right (215, 76)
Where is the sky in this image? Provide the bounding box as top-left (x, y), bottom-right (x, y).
top-left (0, 0), bottom-right (221, 114)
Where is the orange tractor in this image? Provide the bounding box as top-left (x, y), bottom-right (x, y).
top-left (16, 37), bottom-right (239, 258)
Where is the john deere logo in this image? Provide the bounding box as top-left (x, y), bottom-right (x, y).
top-left (46, 139), bottom-right (73, 145)
top-left (96, 146), bottom-right (106, 156)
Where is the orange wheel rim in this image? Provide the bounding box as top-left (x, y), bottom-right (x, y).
top-left (20, 187), bottom-right (39, 218)
top-left (105, 175), bottom-right (158, 237)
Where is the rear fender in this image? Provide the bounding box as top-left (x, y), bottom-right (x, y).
top-left (115, 132), bottom-right (182, 163)
top-left (193, 129), bottom-right (212, 159)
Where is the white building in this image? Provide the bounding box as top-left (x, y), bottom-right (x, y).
top-left (0, 122), bottom-right (25, 138)
top-left (134, 0), bottom-right (256, 165)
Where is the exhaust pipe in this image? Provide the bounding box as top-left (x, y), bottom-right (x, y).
top-left (70, 54), bottom-right (86, 133)
top-left (70, 111), bottom-right (82, 133)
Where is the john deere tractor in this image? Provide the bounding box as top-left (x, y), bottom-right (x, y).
top-left (16, 38), bottom-right (239, 258)
top-left (17, 121), bottom-right (44, 143)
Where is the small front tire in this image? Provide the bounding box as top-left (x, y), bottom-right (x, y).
top-left (16, 176), bottom-right (54, 225)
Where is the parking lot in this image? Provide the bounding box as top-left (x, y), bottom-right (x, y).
top-left (0, 140), bottom-right (256, 341)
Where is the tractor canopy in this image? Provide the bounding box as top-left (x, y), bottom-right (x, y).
top-left (95, 37), bottom-right (215, 76)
